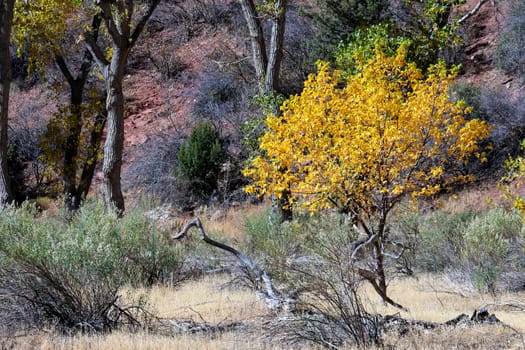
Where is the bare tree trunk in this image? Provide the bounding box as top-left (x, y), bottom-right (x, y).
top-left (76, 112), bottom-right (105, 206)
top-left (239, 0), bottom-right (267, 91)
top-left (264, 0), bottom-right (287, 93)
top-left (239, 0), bottom-right (287, 94)
top-left (239, 1), bottom-right (290, 220)
top-left (102, 51), bottom-right (128, 213)
top-left (373, 239), bottom-right (387, 299)
top-left (0, 0), bottom-right (15, 205)
top-left (62, 81), bottom-right (83, 209)
top-left (84, 0), bottom-right (160, 213)
top-left (352, 217), bottom-right (405, 310)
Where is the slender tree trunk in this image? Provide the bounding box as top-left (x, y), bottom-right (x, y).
top-left (239, 0), bottom-right (267, 92)
top-left (239, 0), bottom-right (290, 220)
top-left (373, 239), bottom-right (387, 298)
top-left (264, 0), bottom-right (287, 93)
top-left (374, 214), bottom-right (388, 300)
top-left (63, 80), bottom-right (84, 210)
top-left (77, 112), bottom-right (105, 203)
top-left (102, 50), bottom-right (128, 213)
top-left (56, 15), bottom-right (102, 212)
top-left (0, 0), bottom-right (15, 204)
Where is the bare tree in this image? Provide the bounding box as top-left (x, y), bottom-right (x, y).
top-left (0, 0), bottom-right (15, 204)
top-left (84, 0), bottom-right (160, 213)
top-left (239, 0), bottom-right (287, 94)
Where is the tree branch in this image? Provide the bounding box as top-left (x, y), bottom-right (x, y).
top-left (382, 240), bottom-right (407, 260)
top-left (78, 14), bottom-right (102, 82)
top-left (458, 0), bottom-right (488, 24)
top-left (96, 1), bottom-right (124, 46)
top-left (130, 0), bottom-right (160, 46)
top-left (351, 232), bottom-right (377, 260)
top-left (173, 218), bottom-right (283, 309)
top-left (358, 268), bottom-right (407, 310)
top-left (55, 56), bottom-right (75, 86)
top-left (83, 31), bottom-right (109, 69)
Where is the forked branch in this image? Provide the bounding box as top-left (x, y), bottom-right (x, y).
top-left (173, 218), bottom-right (283, 309)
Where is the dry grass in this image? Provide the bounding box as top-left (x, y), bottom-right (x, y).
top-left (4, 273), bottom-right (524, 349)
top-left (200, 204), bottom-right (268, 241)
top-left (364, 274), bottom-right (525, 331)
top-left (3, 201), bottom-right (525, 349)
top-left (2, 331), bottom-right (274, 350)
top-left (440, 184), bottom-right (508, 213)
top-left (380, 324), bottom-right (524, 350)
top-left (130, 274), bottom-right (267, 323)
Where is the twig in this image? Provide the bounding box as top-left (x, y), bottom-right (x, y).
top-left (187, 306), bottom-right (207, 324)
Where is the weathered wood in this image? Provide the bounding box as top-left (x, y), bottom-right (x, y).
top-left (173, 218), bottom-right (284, 309)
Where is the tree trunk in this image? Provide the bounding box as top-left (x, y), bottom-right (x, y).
top-left (271, 190), bottom-right (293, 223)
top-left (56, 15), bottom-right (102, 212)
top-left (102, 50), bottom-right (128, 213)
top-left (239, 0), bottom-right (267, 92)
top-left (239, 0), bottom-right (289, 219)
top-left (264, 0), bottom-right (287, 93)
top-left (0, 0), bottom-right (15, 205)
top-left (77, 112), bottom-right (106, 203)
top-left (373, 215), bottom-right (389, 303)
top-left (63, 80), bottom-right (84, 211)
top-left (373, 238), bottom-right (387, 299)
top-left (83, 0), bottom-right (159, 214)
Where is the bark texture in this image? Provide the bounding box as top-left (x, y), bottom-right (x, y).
top-left (264, 0), bottom-right (287, 93)
top-left (0, 0), bottom-right (15, 204)
top-left (239, 0), bottom-right (287, 94)
top-left (85, 0), bottom-right (160, 213)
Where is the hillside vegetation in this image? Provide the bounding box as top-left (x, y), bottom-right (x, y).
top-left (1, 0), bottom-right (525, 348)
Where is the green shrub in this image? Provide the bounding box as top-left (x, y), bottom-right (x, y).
top-left (408, 207), bottom-right (524, 293)
top-left (334, 23), bottom-right (407, 77)
top-left (242, 206), bottom-right (313, 281)
top-left (462, 208), bottom-right (522, 293)
top-left (0, 199), bottom-right (187, 333)
top-left (312, 0), bottom-right (385, 50)
top-left (178, 122), bottom-right (225, 198)
top-left (414, 210), bottom-right (476, 272)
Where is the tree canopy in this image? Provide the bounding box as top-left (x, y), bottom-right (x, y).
top-left (244, 45), bottom-right (492, 306)
top-left (244, 46), bottom-right (491, 215)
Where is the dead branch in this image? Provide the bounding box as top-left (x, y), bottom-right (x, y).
top-left (458, 0), bottom-right (489, 24)
top-left (351, 233), bottom-right (377, 260)
top-left (173, 218), bottom-right (284, 309)
top-left (480, 300), bottom-right (525, 312)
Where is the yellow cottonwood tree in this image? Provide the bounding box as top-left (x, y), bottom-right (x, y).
top-left (14, 0), bottom-right (106, 211)
top-left (244, 45), bottom-right (491, 308)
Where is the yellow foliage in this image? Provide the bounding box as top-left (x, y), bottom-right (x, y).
top-left (13, 0), bottom-right (84, 73)
top-left (244, 46), bottom-right (491, 215)
top-left (500, 141), bottom-right (525, 220)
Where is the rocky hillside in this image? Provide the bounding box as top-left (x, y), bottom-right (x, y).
top-left (8, 0), bottom-right (523, 208)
